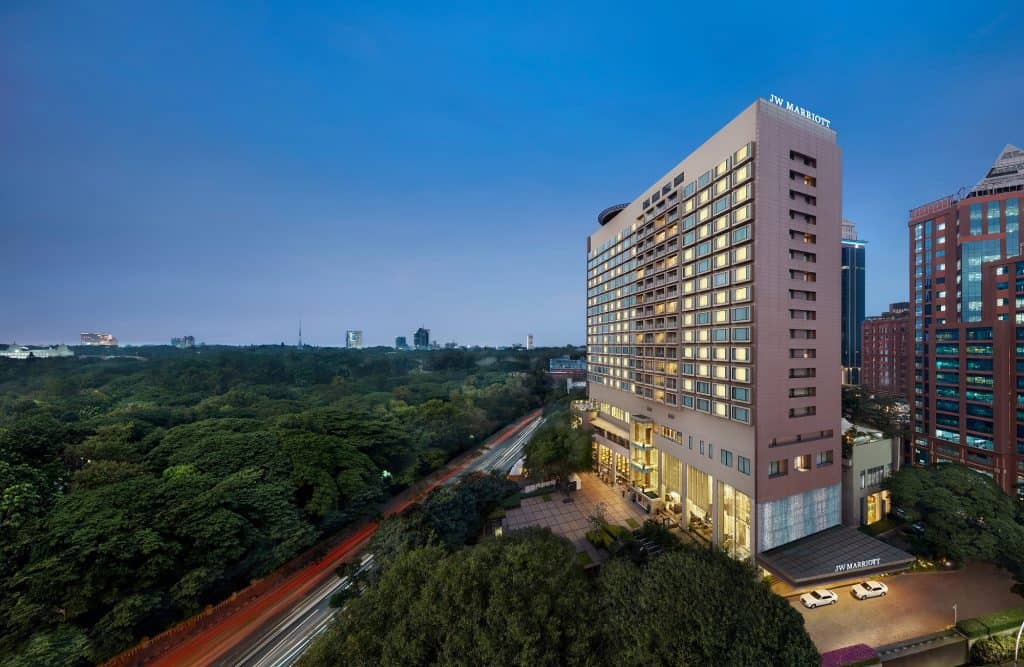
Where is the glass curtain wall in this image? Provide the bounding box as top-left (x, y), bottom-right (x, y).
top-left (717, 483), bottom-right (752, 560)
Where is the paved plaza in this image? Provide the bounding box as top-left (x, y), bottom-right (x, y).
top-left (502, 473), bottom-right (648, 561)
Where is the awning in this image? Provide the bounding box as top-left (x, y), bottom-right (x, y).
top-left (758, 526), bottom-right (915, 586)
top-left (589, 416), bottom-right (629, 440)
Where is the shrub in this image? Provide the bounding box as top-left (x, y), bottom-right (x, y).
top-left (957, 606), bottom-right (1024, 638)
top-left (970, 635), bottom-right (1017, 665)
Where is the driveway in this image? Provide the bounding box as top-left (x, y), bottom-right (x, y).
top-left (792, 562), bottom-right (1022, 653)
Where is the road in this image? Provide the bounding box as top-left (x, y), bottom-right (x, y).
top-left (211, 414), bottom-right (545, 667)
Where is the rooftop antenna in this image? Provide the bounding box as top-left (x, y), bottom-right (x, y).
top-left (298, 320), bottom-right (303, 349)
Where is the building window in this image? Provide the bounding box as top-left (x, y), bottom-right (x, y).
top-left (815, 450), bottom-right (834, 467)
top-left (794, 455), bottom-right (811, 471)
top-left (970, 204), bottom-right (983, 235)
top-left (789, 406), bottom-right (816, 418)
top-left (769, 459), bottom-right (788, 477)
top-left (721, 449), bottom-right (734, 467)
top-left (738, 456), bottom-right (751, 475)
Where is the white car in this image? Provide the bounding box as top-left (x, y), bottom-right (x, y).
top-left (800, 589), bottom-right (838, 608)
top-left (851, 580), bottom-right (888, 600)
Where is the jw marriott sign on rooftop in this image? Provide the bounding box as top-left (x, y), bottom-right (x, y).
top-left (768, 93), bottom-right (833, 129)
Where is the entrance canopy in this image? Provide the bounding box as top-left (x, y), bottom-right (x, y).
top-left (758, 526), bottom-right (914, 586)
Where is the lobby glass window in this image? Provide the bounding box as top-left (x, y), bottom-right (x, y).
top-left (970, 204), bottom-right (983, 235)
top-left (987, 201), bottom-right (1001, 234)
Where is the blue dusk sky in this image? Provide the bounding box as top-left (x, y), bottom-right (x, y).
top-left (2, 2), bottom-right (1022, 347)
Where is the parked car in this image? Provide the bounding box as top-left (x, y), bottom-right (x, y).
top-left (851, 580), bottom-right (888, 599)
top-left (800, 589), bottom-right (838, 608)
top-left (907, 521), bottom-right (925, 535)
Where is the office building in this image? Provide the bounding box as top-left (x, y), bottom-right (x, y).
top-left (395, 336), bottom-right (408, 350)
top-left (861, 303), bottom-right (910, 398)
top-left (80, 332), bottom-right (118, 346)
top-left (345, 330), bottom-right (363, 349)
top-left (908, 144), bottom-right (1024, 497)
top-left (549, 357), bottom-right (587, 383)
top-left (526, 334), bottom-right (534, 350)
top-left (171, 336), bottom-right (195, 349)
top-left (841, 221), bottom-right (866, 385)
top-left (414, 327), bottom-right (430, 350)
top-left (586, 97), bottom-right (882, 584)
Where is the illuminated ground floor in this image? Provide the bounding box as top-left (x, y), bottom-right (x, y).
top-left (591, 437), bottom-right (753, 561)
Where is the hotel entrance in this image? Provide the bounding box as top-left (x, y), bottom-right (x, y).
top-left (863, 489), bottom-right (890, 525)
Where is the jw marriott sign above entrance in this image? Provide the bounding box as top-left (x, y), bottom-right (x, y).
top-left (768, 94), bottom-right (833, 129)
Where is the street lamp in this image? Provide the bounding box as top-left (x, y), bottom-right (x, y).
top-left (1014, 617), bottom-right (1024, 667)
top-left (952, 603), bottom-right (957, 627)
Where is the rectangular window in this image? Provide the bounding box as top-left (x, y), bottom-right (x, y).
top-left (987, 201), bottom-right (1001, 234)
top-left (721, 449), bottom-right (733, 467)
top-left (815, 450), bottom-right (834, 467)
top-left (970, 204), bottom-right (983, 235)
top-left (768, 459), bottom-right (788, 477)
top-left (738, 456), bottom-right (751, 475)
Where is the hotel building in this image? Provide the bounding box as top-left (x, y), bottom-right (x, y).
top-left (586, 98), bottom-right (845, 565)
top-left (908, 145), bottom-right (1024, 497)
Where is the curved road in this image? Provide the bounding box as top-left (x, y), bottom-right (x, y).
top-left (142, 411), bottom-right (543, 667)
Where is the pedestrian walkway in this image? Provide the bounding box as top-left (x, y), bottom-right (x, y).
top-left (502, 473), bottom-right (648, 562)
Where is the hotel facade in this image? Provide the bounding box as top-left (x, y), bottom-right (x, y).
top-left (586, 98), bottom-right (844, 563)
top-left (907, 145), bottom-right (1024, 498)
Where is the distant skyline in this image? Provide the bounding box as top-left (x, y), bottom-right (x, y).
top-left (2, 2), bottom-right (1023, 346)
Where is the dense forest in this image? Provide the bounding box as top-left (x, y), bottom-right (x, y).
top-left (0, 345), bottom-right (562, 665)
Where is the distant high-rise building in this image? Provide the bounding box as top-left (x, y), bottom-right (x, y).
top-left (346, 330), bottom-right (363, 349)
top-left (395, 336), bottom-right (408, 350)
top-left (526, 334), bottom-right (534, 350)
top-left (861, 303), bottom-right (910, 398)
top-left (414, 327), bottom-right (430, 350)
top-left (80, 332), bottom-right (118, 346)
top-left (908, 144), bottom-right (1024, 497)
top-left (841, 221), bottom-right (866, 385)
top-left (171, 336), bottom-right (195, 349)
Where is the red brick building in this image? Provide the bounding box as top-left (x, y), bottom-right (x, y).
top-left (861, 302), bottom-right (910, 398)
top-left (907, 144), bottom-right (1023, 497)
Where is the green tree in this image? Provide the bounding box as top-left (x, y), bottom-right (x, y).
top-left (885, 464), bottom-right (1024, 575)
top-left (524, 412), bottom-right (591, 482)
top-left (302, 530), bottom-right (599, 667)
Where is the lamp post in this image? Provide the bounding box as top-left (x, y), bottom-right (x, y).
top-left (952, 603), bottom-right (957, 627)
top-left (1014, 617), bottom-right (1023, 667)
